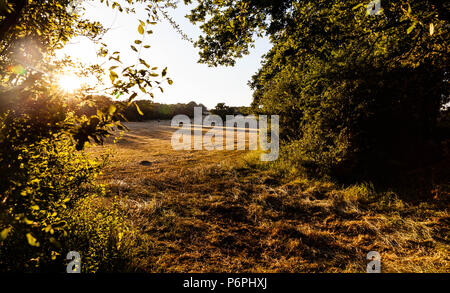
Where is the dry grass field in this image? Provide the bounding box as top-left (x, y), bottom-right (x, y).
top-left (86, 121), bottom-right (449, 273)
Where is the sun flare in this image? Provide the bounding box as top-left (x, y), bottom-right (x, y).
top-left (57, 74), bottom-right (82, 92)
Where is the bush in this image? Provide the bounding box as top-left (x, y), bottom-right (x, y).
top-left (0, 112), bottom-right (132, 272)
top-left (62, 196), bottom-right (135, 273)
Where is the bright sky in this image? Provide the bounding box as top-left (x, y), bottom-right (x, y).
top-left (57, 1), bottom-right (271, 109)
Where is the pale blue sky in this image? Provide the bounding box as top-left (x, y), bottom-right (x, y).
top-left (59, 1), bottom-right (271, 109)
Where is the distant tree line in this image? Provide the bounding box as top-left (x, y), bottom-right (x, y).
top-left (210, 102), bottom-right (250, 120)
top-left (67, 96), bottom-right (209, 121)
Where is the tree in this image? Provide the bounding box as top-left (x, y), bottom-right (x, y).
top-left (211, 102), bottom-right (235, 119)
top-left (0, 0), bottom-right (175, 147)
top-left (183, 0), bottom-right (449, 183)
top-left (0, 0), bottom-right (174, 271)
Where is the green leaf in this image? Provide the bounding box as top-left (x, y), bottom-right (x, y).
top-left (127, 92), bottom-right (138, 103)
top-left (407, 23), bottom-right (416, 34)
top-left (139, 58), bottom-right (150, 68)
top-left (138, 24), bottom-right (145, 35)
top-left (110, 71), bottom-right (118, 83)
top-left (352, 3), bottom-right (364, 10)
top-left (0, 227), bottom-right (11, 241)
top-left (135, 103), bottom-right (144, 116)
top-left (26, 233), bottom-right (40, 247)
top-left (108, 105), bottom-right (117, 116)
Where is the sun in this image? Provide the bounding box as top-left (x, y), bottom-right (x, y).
top-left (57, 74), bottom-right (82, 92)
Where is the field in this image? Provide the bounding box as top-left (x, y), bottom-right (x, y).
top-left (87, 121), bottom-right (449, 273)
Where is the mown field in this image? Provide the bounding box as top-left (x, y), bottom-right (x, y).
top-left (87, 121), bottom-right (449, 273)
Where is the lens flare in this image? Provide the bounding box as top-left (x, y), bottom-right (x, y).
top-left (57, 74), bottom-right (82, 92)
top-left (6, 65), bottom-right (26, 75)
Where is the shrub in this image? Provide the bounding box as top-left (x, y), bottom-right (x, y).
top-left (62, 196), bottom-right (135, 273)
top-left (0, 112), bottom-right (132, 272)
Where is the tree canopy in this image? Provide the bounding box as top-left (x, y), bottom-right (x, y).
top-left (184, 0), bottom-right (449, 181)
top-left (0, 0), bottom-right (174, 271)
top-left (0, 0), bottom-right (175, 148)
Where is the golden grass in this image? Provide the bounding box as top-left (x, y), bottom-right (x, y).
top-left (86, 121), bottom-right (449, 273)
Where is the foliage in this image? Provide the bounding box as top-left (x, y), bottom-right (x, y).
top-left (67, 95), bottom-right (209, 121)
top-left (209, 102), bottom-right (246, 120)
top-left (118, 100), bottom-right (207, 121)
top-left (62, 195), bottom-right (135, 273)
top-left (0, 0), bottom-right (174, 148)
top-left (0, 0), bottom-right (172, 271)
top-left (0, 112), bottom-right (135, 272)
top-left (184, 0), bottom-right (449, 186)
top-left (0, 112), bottom-right (89, 269)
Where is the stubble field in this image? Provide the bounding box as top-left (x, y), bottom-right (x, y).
top-left (86, 121), bottom-right (449, 273)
